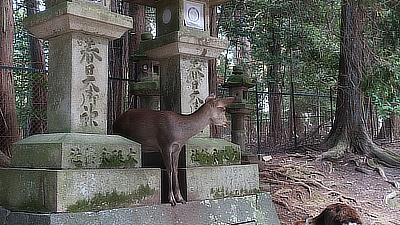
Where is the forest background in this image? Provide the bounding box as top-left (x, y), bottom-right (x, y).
top-left (1, 0), bottom-right (400, 167)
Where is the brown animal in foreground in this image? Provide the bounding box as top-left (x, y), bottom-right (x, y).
top-left (113, 95), bottom-right (235, 206)
top-left (295, 203), bottom-right (362, 225)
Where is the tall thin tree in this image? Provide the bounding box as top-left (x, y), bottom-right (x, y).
top-left (0, 0), bottom-right (19, 166)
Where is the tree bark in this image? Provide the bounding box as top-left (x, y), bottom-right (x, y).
top-left (267, 13), bottom-right (283, 146)
top-left (0, 0), bottom-right (19, 164)
top-left (323, 0), bottom-right (400, 166)
top-left (26, 0), bottom-right (47, 136)
top-left (209, 6), bottom-right (220, 138)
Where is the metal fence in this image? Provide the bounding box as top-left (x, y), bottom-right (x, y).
top-left (0, 66), bottom-right (48, 153)
top-left (216, 86), bottom-right (335, 153)
top-left (2, 66), bottom-right (400, 154)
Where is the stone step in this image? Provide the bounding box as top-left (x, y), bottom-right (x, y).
top-left (0, 193), bottom-right (281, 225)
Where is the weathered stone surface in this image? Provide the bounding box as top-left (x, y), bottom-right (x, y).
top-left (184, 164), bottom-right (259, 201)
top-left (185, 138), bottom-right (241, 167)
top-left (0, 193), bottom-right (281, 225)
top-left (140, 31), bottom-right (229, 59)
top-left (23, 1), bottom-right (132, 40)
top-left (0, 168), bottom-right (160, 213)
top-left (11, 133), bottom-right (141, 169)
top-left (46, 33), bottom-right (109, 134)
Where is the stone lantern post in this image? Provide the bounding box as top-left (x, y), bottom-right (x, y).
top-left (131, 33), bottom-right (161, 110)
top-left (223, 65), bottom-right (255, 151)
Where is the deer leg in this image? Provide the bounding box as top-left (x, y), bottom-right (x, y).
top-left (172, 149), bottom-right (186, 204)
top-left (162, 149), bottom-right (177, 206)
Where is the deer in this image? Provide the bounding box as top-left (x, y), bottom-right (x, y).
top-left (294, 203), bottom-right (362, 225)
top-left (113, 95), bottom-right (235, 206)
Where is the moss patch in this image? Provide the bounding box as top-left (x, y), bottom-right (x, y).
top-left (67, 184), bottom-right (155, 213)
top-left (99, 148), bottom-right (138, 168)
top-left (210, 187), bottom-right (259, 198)
top-left (190, 146), bottom-right (241, 166)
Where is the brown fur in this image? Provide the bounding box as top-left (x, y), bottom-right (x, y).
top-left (295, 203), bottom-right (362, 225)
top-left (113, 96), bottom-right (235, 206)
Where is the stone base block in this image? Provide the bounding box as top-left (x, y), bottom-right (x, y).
top-left (184, 164), bottom-right (259, 201)
top-left (160, 164), bottom-right (259, 203)
top-left (11, 133), bottom-right (141, 169)
top-left (0, 193), bottom-right (280, 225)
top-left (0, 168), bottom-right (160, 213)
top-left (142, 138), bottom-right (240, 169)
top-left (185, 138), bottom-right (241, 167)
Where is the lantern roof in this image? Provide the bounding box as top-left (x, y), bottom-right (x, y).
top-left (223, 65), bottom-right (255, 88)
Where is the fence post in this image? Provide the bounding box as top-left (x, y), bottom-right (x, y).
top-left (290, 76), bottom-right (297, 150)
top-left (255, 83), bottom-right (261, 154)
top-left (330, 87), bottom-right (334, 125)
top-left (389, 116), bottom-right (393, 143)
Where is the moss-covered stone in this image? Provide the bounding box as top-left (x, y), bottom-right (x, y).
top-left (131, 80), bottom-right (160, 96)
top-left (190, 145), bottom-right (241, 166)
top-left (211, 187), bottom-right (260, 198)
top-left (185, 164), bottom-right (259, 201)
top-left (185, 138), bottom-right (241, 167)
top-left (67, 184), bottom-right (156, 213)
top-left (11, 133), bottom-right (141, 169)
top-left (0, 168), bottom-right (161, 213)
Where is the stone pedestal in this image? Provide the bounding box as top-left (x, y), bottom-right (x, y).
top-left (0, 0), bottom-right (163, 215)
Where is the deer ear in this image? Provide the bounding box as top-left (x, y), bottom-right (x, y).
top-left (216, 97), bottom-right (235, 107)
top-left (206, 94), bottom-right (216, 103)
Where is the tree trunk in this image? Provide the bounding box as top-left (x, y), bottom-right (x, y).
top-left (378, 114), bottom-right (400, 141)
top-left (26, 0), bottom-right (47, 136)
top-left (323, 0), bottom-right (400, 166)
top-left (209, 5), bottom-right (220, 138)
top-left (108, 0), bottom-right (132, 133)
top-left (0, 0), bottom-right (19, 165)
top-left (267, 13), bottom-right (283, 146)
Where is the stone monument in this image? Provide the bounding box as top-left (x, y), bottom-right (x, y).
top-left (0, 0), bottom-right (161, 217)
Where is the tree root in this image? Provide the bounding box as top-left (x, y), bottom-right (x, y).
top-left (384, 191), bottom-right (398, 205)
top-left (367, 159), bottom-right (400, 189)
top-left (324, 190), bottom-right (357, 203)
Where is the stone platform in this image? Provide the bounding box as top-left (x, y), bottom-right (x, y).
top-left (0, 192), bottom-right (280, 225)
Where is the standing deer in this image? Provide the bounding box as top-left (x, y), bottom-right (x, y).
top-left (295, 203), bottom-right (362, 225)
top-left (113, 95), bottom-right (235, 206)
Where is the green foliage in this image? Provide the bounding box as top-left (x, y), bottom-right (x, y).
top-left (362, 2), bottom-right (400, 117)
top-left (218, 0), bottom-right (399, 119)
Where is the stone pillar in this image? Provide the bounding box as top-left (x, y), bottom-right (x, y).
top-left (130, 0), bottom-right (251, 204)
top-left (23, 0), bottom-right (134, 134)
top-left (0, 0), bottom-right (161, 214)
top-left (138, 0), bottom-right (229, 137)
top-left (223, 65), bottom-right (255, 151)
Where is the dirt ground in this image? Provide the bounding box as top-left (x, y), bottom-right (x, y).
top-left (258, 142), bottom-right (400, 225)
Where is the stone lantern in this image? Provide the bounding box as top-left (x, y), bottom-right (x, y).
top-left (131, 33), bottom-right (161, 110)
top-left (223, 65), bottom-right (255, 151)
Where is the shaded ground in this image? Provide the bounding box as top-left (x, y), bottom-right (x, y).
top-left (259, 142), bottom-right (400, 225)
